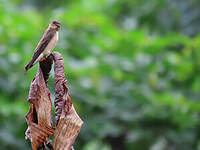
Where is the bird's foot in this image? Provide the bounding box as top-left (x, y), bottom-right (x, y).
top-left (40, 57), bottom-right (47, 62)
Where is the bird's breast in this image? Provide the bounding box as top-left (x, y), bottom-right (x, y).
top-left (43, 31), bottom-right (58, 56)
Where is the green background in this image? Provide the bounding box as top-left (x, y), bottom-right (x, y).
top-left (1, 0), bottom-right (200, 150)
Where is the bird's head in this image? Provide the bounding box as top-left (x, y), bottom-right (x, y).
top-left (50, 21), bottom-right (61, 31)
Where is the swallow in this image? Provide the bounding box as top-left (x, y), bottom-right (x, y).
top-left (25, 20), bottom-right (61, 72)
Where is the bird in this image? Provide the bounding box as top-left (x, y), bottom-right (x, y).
top-left (25, 20), bottom-right (61, 72)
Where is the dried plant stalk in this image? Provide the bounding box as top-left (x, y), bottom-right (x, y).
top-left (25, 52), bottom-right (83, 150)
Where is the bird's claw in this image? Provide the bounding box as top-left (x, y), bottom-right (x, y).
top-left (40, 57), bottom-right (47, 62)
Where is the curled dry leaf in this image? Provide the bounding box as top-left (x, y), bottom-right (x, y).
top-left (25, 52), bottom-right (83, 150)
top-left (53, 52), bottom-right (83, 150)
top-left (53, 52), bottom-right (68, 126)
top-left (25, 104), bottom-right (53, 150)
top-left (25, 66), bottom-right (54, 150)
top-left (53, 95), bottom-right (83, 150)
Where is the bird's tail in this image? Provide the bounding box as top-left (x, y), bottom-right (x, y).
top-left (25, 53), bottom-right (45, 73)
top-left (25, 62), bottom-right (33, 73)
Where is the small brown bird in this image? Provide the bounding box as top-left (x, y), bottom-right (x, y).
top-left (25, 21), bottom-right (61, 72)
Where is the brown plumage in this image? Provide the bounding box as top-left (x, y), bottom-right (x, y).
top-left (25, 21), bottom-right (61, 72)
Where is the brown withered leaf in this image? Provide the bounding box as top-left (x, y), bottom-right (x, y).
top-left (25, 67), bottom-right (54, 150)
top-left (53, 52), bottom-right (68, 126)
top-left (25, 52), bottom-right (83, 150)
top-left (53, 95), bottom-right (83, 150)
top-left (53, 52), bottom-right (83, 150)
top-left (25, 104), bottom-right (53, 150)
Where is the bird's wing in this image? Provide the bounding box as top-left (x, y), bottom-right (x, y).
top-left (25, 28), bottom-right (56, 72)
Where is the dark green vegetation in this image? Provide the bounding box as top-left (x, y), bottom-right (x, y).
top-left (1, 0), bottom-right (200, 150)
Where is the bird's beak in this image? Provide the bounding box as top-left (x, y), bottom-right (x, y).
top-left (56, 23), bottom-right (61, 28)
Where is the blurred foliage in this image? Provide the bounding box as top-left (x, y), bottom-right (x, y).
top-left (1, 0), bottom-right (200, 150)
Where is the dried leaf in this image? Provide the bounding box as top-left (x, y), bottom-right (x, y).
top-left (25, 104), bottom-right (53, 150)
top-left (53, 95), bottom-right (83, 150)
top-left (25, 52), bottom-right (83, 150)
top-left (53, 52), bottom-right (68, 126)
top-left (25, 67), bottom-right (54, 150)
top-left (53, 52), bottom-right (83, 150)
